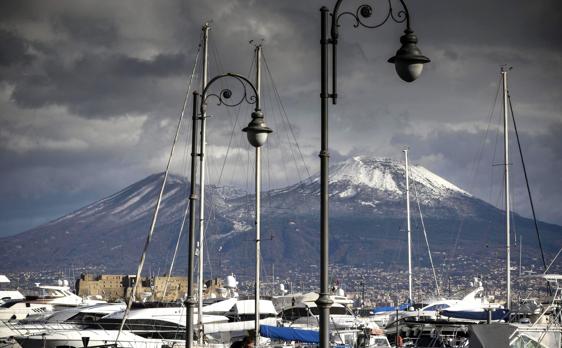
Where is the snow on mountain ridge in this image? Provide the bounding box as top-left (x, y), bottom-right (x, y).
top-left (409, 165), bottom-right (471, 197)
top-left (328, 156), bottom-right (470, 198)
top-left (50, 157), bottom-right (470, 228)
top-left (330, 156), bottom-right (402, 194)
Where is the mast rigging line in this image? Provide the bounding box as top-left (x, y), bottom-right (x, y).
top-left (161, 94), bottom-right (197, 300)
top-left (115, 35), bottom-right (202, 342)
top-left (262, 51), bottom-right (312, 182)
top-left (411, 180), bottom-right (441, 297)
top-left (444, 76), bottom-right (502, 282)
top-left (544, 247), bottom-right (562, 274)
top-left (199, 45), bottom-right (255, 280)
top-left (161, 197), bottom-right (190, 300)
top-left (507, 93), bottom-right (548, 272)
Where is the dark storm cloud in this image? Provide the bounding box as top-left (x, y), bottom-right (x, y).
top-left (9, 51), bottom-right (192, 117)
top-left (0, 29), bottom-right (34, 67)
top-left (0, 0), bottom-right (560, 237)
top-left (411, 0), bottom-right (562, 49)
top-left (389, 119), bottom-right (562, 225)
top-left (53, 14), bottom-right (119, 47)
top-left (0, 0), bottom-right (203, 118)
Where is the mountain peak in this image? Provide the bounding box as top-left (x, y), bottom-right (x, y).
top-left (329, 156), bottom-right (402, 194)
top-left (328, 156), bottom-right (471, 198)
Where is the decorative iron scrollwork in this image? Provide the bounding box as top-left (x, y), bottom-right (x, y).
top-left (332, 0), bottom-right (409, 38)
top-left (201, 73), bottom-right (258, 112)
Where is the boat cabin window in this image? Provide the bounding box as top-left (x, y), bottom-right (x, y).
top-left (279, 307), bottom-right (309, 321)
top-left (310, 306), bottom-right (349, 316)
top-left (0, 300), bottom-right (22, 308)
top-left (66, 312), bottom-right (107, 323)
top-left (423, 303), bottom-right (450, 311)
top-left (36, 288), bottom-right (65, 299)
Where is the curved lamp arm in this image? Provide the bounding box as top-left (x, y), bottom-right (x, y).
top-left (200, 73), bottom-right (260, 115)
top-left (327, 0), bottom-right (428, 103)
top-left (331, 0), bottom-right (410, 40)
top-left (200, 72), bottom-right (271, 148)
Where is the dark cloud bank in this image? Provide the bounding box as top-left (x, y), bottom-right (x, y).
top-left (0, 0), bottom-right (561, 237)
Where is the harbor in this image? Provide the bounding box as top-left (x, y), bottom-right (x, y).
top-left (1, 0), bottom-right (561, 347)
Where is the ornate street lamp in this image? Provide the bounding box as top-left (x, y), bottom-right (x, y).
top-left (318, 1), bottom-right (429, 348)
top-left (186, 71), bottom-right (272, 348)
top-left (243, 110), bottom-right (272, 147)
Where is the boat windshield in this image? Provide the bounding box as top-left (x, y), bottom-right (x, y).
top-left (0, 300), bottom-right (22, 308)
top-left (422, 303), bottom-right (450, 311)
top-left (37, 288), bottom-right (65, 298)
top-left (309, 306), bottom-right (349, 316)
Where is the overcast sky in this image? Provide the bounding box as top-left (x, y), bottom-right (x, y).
top-left (0, 0), bottom-right (561, 238)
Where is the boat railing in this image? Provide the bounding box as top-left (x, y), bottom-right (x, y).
top-left (530, 279), bottom-right (562, 328)
top-left (3, 321), bottom-right (77, 335)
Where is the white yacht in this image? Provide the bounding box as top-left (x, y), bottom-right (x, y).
top-left (26, 281), bottom-right (104, 308)
top-left (385, 281), bottom-right (499, 328)
top-left (16, 328), bottom-right (182, 348)
top-left (277, 292), bottom-right (366, 330)
top-left (15, 303), bottom-right (227, 348)
top-left (0, 301), bottom-right (53, 321)
top-left (1, 303), bottom-right (124, 348)
top-left (0, 280), bottom-right (107, 322)
top-left (16, 298), bottom-right (280, 348)
top-left (0, 276), bottom-right (25, 305)
top-left (202, 298), bottom-right (278, 343)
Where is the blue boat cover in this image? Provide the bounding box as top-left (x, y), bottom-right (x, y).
top-left (259, 325), bottom-right (320, 343)
top-left (372, 302), bottom-right (410, 314)
top-left (441, 308), bottom-right (510, 321)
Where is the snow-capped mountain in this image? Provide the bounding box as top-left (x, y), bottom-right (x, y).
top-left (267, 156), bottom-right (477, 220)
top-left (327, 156), bottom-right (470, 199)
top-left (0, 156), bottom-right (559, 273)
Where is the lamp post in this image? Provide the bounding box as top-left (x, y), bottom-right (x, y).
top-left (318, 1), bottom-right (429, 348)
top-left (241, 44), bottom-right (274, 347)
top-left (186, 91), bottom-right (199, 348)
top-left (197, 24), bottom-right (210, 343)
top-left (198, 71), bottom-right (272, 347)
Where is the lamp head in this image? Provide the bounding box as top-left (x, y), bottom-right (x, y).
top-left (388, 29), bottom-right (430, 82)
top-left (242, 110), bottom-right (273, 147)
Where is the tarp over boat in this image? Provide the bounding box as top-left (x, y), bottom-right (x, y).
top-left (259, 325), bottom-right (319, 343)
top-left (441, 308), bottom-right (509, 321)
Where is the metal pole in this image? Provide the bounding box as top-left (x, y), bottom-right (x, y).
top-left (361, 280), bottom-right (365, 306)
top-left (404, 149), bottom-right (413, 302)
top-left (519, 234), bottom-right (522, 277)
top-left (255, 145), bottom-right (261, 346)
top-left (502, 68), bottom-right (511, 311)
top-left (317, 7), bottom-right (333, 348)
top-left (197, 23), bottom-right (210, 342)
top-left (395, 305), bottom-right (399, 347)
top-left (186, 91), bottom-right (199, 348)
top-left (254, 44), bottom-right (262, 347)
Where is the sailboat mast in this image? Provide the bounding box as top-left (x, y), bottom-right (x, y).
top-left (254, 43), bottom-right (262, 347)
top-left (404, 149), bottom-right (413, 302)
top-left (502, 67), bottom-right (511, 310)
top-left (519, 234), bottom-right (522, 277)
top-left (197, 23), bottom-right (210, 342)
